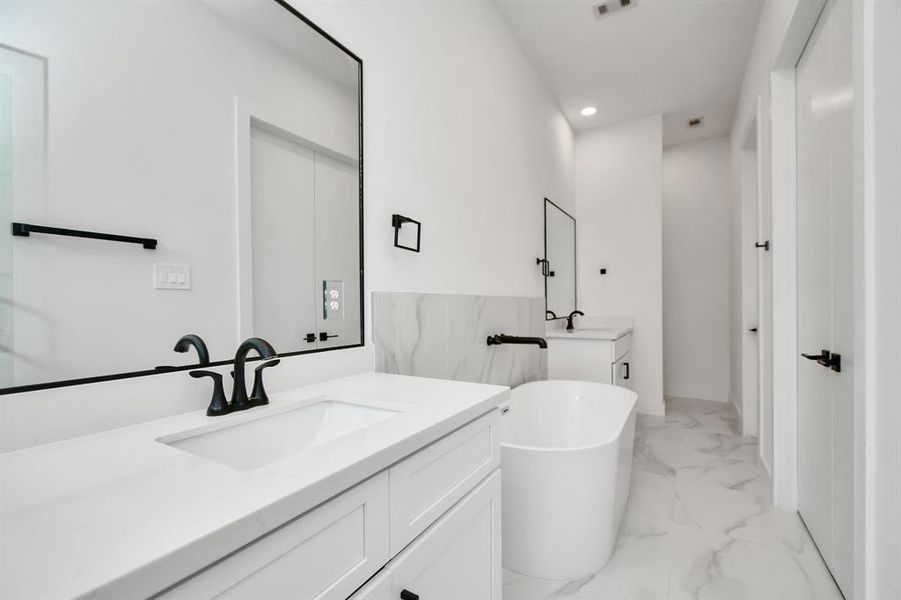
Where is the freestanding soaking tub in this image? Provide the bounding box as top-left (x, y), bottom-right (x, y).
top-left (500, 380), bottom-right (638, 580)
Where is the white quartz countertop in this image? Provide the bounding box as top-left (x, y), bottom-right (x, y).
top-left (0, 372), bottom-right (508, 600)
top-left (545, 326), bottom-right (633, 340)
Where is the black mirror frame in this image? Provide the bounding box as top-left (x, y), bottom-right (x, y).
top-left (1, 0), bottom-right (364, 396)
top-left (543, 197), bottom-right (577, 321)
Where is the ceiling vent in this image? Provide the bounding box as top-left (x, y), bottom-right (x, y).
top-left (594, 0), bottom-right (636, 19)
top-left (688, 117), bottom-right (704, 128)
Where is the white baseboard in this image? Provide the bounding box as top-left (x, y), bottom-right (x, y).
top-left (664, 384), bottom-right (729, 403)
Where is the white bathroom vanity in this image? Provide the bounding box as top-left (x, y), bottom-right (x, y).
top-left (0, 373), bottom-right (506, 600)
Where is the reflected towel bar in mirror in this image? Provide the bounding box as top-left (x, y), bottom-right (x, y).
top-left (11, 222), bottom-right (158, 250)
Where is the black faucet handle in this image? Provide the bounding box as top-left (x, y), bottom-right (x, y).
top-left (250, 359), bottom-right (281, 407)
top-left (190, 370), bottom-right (230, 417)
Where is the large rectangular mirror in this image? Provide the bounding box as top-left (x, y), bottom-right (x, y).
top-left (543, 198), bottom-right (576, 319)
top-left (0, 0), bottom-right (363, 393)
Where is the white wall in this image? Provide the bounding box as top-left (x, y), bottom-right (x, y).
top-left (574, 115), bottom-right (664, 415)
top-left (1, 0), bottom-right (575, 445)
top-left (662, 137), bottom-right (731, 403)
top-left (295, 0), bottom-right (574, 315)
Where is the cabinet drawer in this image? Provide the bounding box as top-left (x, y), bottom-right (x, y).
top-left (612, 332), bottom-right (632, 361)
top-left (383, 469), bottom-right (502, 600)
top-left (159, 473), bottom-right (389, 600)
top-left (388, 411), bottom-right (500, 555)
top-left (347, 570), bottom-right (391, 600)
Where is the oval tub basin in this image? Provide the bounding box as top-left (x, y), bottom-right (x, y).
top-left (500, 380), bottom-right (638, 581)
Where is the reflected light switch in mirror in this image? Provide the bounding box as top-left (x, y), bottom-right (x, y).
top-left (323, 280), bottom-right (344, 319)
top-left (153, 264), bottom-right (191, 290)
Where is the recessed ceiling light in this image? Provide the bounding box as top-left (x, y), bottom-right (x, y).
top-left (581, 106), bottom-right (598, 117)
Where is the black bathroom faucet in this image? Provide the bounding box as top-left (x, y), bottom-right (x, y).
top-left (486, 334), bottom-right (548, 349)
top-left (230, 337), bottom-right (278, 412)
top-left (189, 337), bottom-right (278, 417)
top-left (565, 310), bottom-right (584, 332)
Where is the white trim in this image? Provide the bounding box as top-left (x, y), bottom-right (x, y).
top-left (864, 3), bottom-right (901, 596)
top-left (736, 97), bottom-right (760, 438)
top-left (769, 69), bottom-right (798, 510)
top-left (662, 385), bottom-right (729, 404)
top-left (767, 0), bottom-right (827, 514)
top-left (853, 1), bottom-right (875, 597)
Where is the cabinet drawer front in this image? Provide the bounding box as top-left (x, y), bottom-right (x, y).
top-left (389, 411), bottom-right (500, 555)
top-left (160, 473), bottom-right (389, 600)
top-left (388, 470), bottom-right (502, 600)
top-left (347, 570), bottom-right (392, 600)
top-left (612, 333), bottom-right (632, 361)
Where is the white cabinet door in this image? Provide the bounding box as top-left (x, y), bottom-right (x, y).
top-left (160, 473), bottom-right (389, 600)
top-left (389, 411), bottom-right (500, 555)
top-left (379, 470), bottom-right (502, 600)
top-left (613, 351), bottom-right (633, 390)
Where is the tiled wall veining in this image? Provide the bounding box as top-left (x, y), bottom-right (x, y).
top-left (372, 292), bottom-right (546, 388)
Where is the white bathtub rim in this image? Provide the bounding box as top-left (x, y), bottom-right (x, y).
top-left (501, 380), bottom-right (638, 452)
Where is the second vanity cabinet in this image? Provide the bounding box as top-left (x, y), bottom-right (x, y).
top-left (546, 329), bottom-right (634, 389)
top-left (159, 411), bottom-right (501, 600)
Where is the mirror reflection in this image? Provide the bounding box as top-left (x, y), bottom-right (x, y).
top-left (543, 198), bottom-right (576, 318)
top-left (0, 0), bottom-right (363, 391)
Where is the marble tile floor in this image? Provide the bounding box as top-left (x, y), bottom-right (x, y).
top-left (503, 397), bottom-right (843, 600)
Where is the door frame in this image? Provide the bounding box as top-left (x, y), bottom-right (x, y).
top-left (234, 96), bottom-right (358, 342)
top-left (736, 97), bottom-right (762, 440)
top-left (768, 1), bottom-right (893, 598)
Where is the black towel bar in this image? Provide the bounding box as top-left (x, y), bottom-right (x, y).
top-left (11, 222), bottom-right (157, 249)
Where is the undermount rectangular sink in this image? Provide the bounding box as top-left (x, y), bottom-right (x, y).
top-left (158, 398), bottom-right (400, 470)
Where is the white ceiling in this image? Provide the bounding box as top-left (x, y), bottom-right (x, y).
top-left (494, 0), bottom-right (763, 146)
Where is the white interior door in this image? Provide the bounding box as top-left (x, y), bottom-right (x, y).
top-left (796, 1), bottom-right (854, 596)
top-left (313, 152), bottom-right (360, 349)
top-left (250, 124), bottom-right (317, 352)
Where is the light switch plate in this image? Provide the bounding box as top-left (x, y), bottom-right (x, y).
top-left (323, 280), bottom-right (344, 320)
top-left (154, 264), bottom-right (191, 290)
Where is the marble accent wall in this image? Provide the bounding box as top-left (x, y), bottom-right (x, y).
top-left (372, 292), bottom-right (546, 388)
